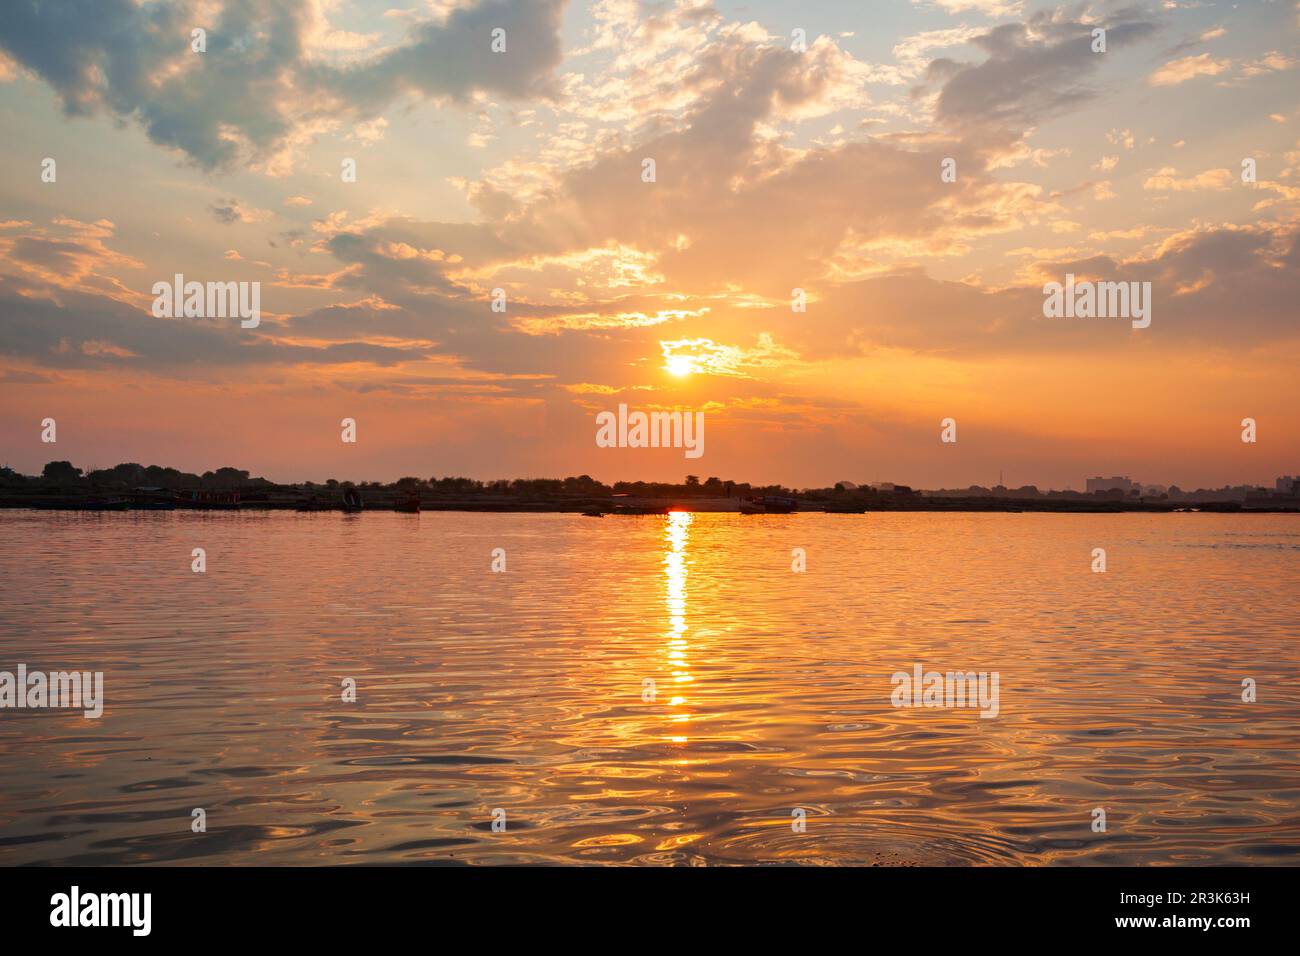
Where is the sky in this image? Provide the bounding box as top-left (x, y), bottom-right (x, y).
top-left (1, 0), bottom-right (1297, 490)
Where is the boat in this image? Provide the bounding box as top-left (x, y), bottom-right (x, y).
top-left (79, 497), bottom-right (130, 511)
top-left (581, 510), bottom-right (603, 517)
top-left (182, 490), bottom-right (241, 510)
top-left (740, 495), bottom-right (798, 515)
top-left (611, 504), bottom-right (669, 516)
top-left (341, 488), bottom-right (364, 513)
top-left (131, 487), bottom-right (177, 510)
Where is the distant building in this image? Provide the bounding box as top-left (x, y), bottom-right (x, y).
top-left (1086, 476), bottom-right (1135, 494)
top-left (1276, 475), bottom-right (1299, 494)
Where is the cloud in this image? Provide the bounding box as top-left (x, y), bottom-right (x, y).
top-left (26, 8), bottom-right (1086, 382)
top-left (0, 0), bottom-right (566, 172)
top-left (892, 27), bottom-right (985, 80)
top-left (447, 22), bottom-right (1069, 304)
top-left (1106, 128), bottom-right (1135, 150)
top-left (2, 0), bottom-right (1296, 418)
top-left (1148, 52), bottom-right (1231, 86)
top-left (912, 0), bottom-right (1025, 16)
top-left (0, 218), bottom-right (142, 297)
top-left (0, 272), bottom-right (439, 374)
top-left (514, 305), bottom-right (709, 335)
top-left (312, 0), bottom-right (565, 112)
top-left (791, 219), bottom-right (1300, 357)
top-left (1142, 167), bottom-right (1234, 192)
top-left (658, 334), bottom-right (798, 379)
top-left (1236, 51), bottom-right (1298, 79)
top-left (924, 9), bottom-right (1157, 134)
top-left (209, 198), bottom-right (272, 225)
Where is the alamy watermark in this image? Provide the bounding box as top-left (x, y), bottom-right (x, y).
top-left (50, 886), bottom-right (150, 936)
top-left (0, 665), bottom-right (103, 718)
top-left (595, 404), bottom-right (704, 459)
top-left (1043, 274), bottom-right (1151, 329)
top-left (151, 273), bottom-right (261, 328)
top-left (891, 664), bottom-right (999, 719)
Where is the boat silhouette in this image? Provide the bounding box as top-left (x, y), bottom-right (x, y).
top-left (739, 495), bottom-right (798, 515)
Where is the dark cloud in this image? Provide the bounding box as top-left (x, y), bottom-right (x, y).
top-left (794, 220), bottom-right (1300, 357)
top-left (0, 275), bottom-right (435, 372)
top-left (1040, 223), bottom-right (1300, 344)
top-left (0, 0), bottom-right (566, 170)
top-left (924, 8), bottom-right (1158, 133)
top-left (312, 0), bottom-right (565, 111)
top-left (209, 198), bottom-right (258, 224)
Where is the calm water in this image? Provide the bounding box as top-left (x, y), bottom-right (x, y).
top-left (1, 509), bottom-right (1297, 866)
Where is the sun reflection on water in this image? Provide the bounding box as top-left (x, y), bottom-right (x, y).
top-left (663, 511), bottom-right (692, 744)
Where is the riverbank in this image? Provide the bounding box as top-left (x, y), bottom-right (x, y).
top-left (8, 461), bottom-right (1299, 514)
top-left (2, 492), bottom-right (1295, 513)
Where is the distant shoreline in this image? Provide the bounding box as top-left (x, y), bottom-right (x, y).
top-left (3, 497), bottom-right (1296, 515)
top-left (6, 461), bottom-right (1298, 515)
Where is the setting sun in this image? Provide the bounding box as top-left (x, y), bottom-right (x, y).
top-left (665, 355), bottom-right (695, 377)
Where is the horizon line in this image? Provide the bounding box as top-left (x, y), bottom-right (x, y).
top-left (8, 460), bottom-right (1298, 498)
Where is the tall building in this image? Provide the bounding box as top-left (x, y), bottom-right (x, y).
top-left (1276, 476), bottom-right (1299, 494)
top-left (1086, 476), bottom-right (1135, 494)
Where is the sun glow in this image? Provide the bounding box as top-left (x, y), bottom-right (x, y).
top-left (666, 355), bottom-right (695, 377)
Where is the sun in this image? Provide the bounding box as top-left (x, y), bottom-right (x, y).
top-left (665, 355), bottom-right (695, 377)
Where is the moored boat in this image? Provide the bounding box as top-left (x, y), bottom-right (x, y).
top-left (129, 486), bottom-right (177, 510)
top-left (611, 504), bottom-right (669, 515)
top-left (182, 490), bottom-right (241, 510)
top-left (79, 497), bottom-right (130, 511)
top-left (740, 495), bottom-right (798, 515)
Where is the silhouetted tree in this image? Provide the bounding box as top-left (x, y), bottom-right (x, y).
top-left (42, 461), bottom-right (82, 481)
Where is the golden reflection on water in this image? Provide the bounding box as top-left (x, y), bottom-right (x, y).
top-left (663, 512), bottom-right (693, 745)
top-left (1, 510), bottom-right (1299, 866)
